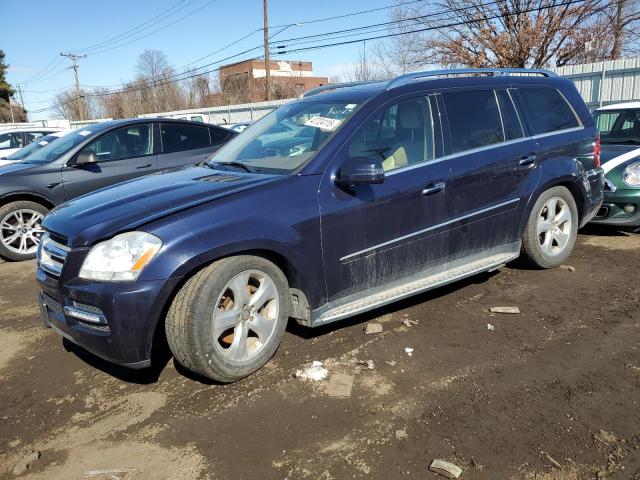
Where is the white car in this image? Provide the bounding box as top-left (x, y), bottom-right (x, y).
top-left (0, 127), bottom-right (62, 159)
top-left (0, 129), bottom-right (73, 167)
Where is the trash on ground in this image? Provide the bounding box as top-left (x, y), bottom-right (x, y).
top-left (84, 469), bottom-right (138, 478)
top-left (12, 450), bottom-right (41, 476)
top-left (543, 452), bottom-right (562, 469)
top-left (429, 459), bottom-right (463, 479)
top-left (594, 429), bottom-right (617, 445)
top-left (487, 323), bottom-right (495, 331)
top-left (559, 264), bottom-right (576, 272)
top-left (365, 323), bottom-right (383, 334)
top-left (295, 361), bottom-right (329, 381)
top-left (395, 429), bottom-right (408, 440)
top-left (324, 372), bottom-right (354, 397)
top-left (489, 306), bottom-right (520, 314)
top-left (404, 347), bottom-right (414, 356)
top-left (357, 359), bottom-right (375, 370)
top-left (402, 319), bottom-right (418, 327)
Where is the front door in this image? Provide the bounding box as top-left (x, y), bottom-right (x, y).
top-left (62, 123), bottom-right (158, 200)
top-left (319, 94), bottom-right (452, 303)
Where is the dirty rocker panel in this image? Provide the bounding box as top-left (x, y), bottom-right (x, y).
top-left (340, 198), bottom-right (520, 263)
top-left (310, 242), bottom-right (521, 327)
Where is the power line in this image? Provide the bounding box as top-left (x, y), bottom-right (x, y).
top-left (31, 0), bottom-right (586, 114)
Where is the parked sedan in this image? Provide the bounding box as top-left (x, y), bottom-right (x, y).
top-left (591, 102), bottom-right (640, 227)
top-left (0, 119), bottom-right (236, 261)
top-left (0, 129), bottom-right (73, 167)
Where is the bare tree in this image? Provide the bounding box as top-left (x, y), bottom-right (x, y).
top-left (53, 88), bottom-right (100, 120)
top-left (401, 0), bottom-right (615, 68)
top-left (343, 48), bottom-right (386, 82)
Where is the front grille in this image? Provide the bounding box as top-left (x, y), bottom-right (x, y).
top-left (38, 232), bottom-right (70, 279)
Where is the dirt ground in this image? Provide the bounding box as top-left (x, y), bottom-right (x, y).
top-left (1, 227), bottom-right (639, 480)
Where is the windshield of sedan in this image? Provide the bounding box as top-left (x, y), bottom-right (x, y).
top-left (595, 109), bottom-right (640, 145)
top-left (4, 134), bottom-right (59, 160)
top-left (23, 125), bottom-right (102, 163)
top-left (207, 100), bottom-right (361, 174)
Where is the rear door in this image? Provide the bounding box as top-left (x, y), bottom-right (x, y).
top-left (157, 122), bottom-right (216, 170)
top-left (61, 123), bottom-right (158, 200)
top-left (441, 87), bottom-right (540, 261)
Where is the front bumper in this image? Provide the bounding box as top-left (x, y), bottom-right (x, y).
top-left (590, 188), bottom-right (640, 227)
top-left (37, 267), bottom-right (180, 369)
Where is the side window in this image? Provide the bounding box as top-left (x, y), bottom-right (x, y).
top-left (210, 127), bottom-right (231, 145)
top-left (517, 86), bottom-right (580, 135)
top-left (497, 90), bottom-right (524, 141)
top-left (85, 124), bottom-right (153, 162)
top-left (443, 89), bottom-right (505, 153)
top-left (25, 132), bottom-right (44, 143)
top-left (349, 96), bottom-right (434, 172)
top-left (161, 123), bottom-right (210, 153)
top-left (0, 132), bottom-right (23, 149)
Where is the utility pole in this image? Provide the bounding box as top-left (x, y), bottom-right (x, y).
top-left (8, 96), bottom-right (14, 123)
top-left (16, 84), bottom-right (25, 110)
top-left (263, 0), bottom-right (271, 101)
top-left (60, 52), bottom-right (87, 121)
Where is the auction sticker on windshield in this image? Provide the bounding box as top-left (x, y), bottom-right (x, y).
top-left (305, 116), bottom-right (342, 132)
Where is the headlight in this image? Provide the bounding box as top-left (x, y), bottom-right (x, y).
top-left (79, 232), bottom-right (162, 282)
top-left (623, 162), bottom-right (640, 187)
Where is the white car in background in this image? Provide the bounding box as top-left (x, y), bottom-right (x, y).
top-left (0, 129), bottom-right (72, 167)
top-left (0, 127), bottom-right (62, 159)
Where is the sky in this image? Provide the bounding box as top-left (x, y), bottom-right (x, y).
top-left (1, 0), bottom-right (395, 120)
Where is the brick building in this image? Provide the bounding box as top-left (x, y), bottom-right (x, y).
top-left (214, 59), bottom-right (329, 103)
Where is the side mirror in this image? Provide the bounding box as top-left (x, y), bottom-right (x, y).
top-left (335, 157), bottom-right (384, 186)
top-left (75, 149), bottom-right (98, 166)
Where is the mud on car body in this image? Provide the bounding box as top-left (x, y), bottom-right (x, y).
top-left (36, 68), bottom-right (604, 383)
top-left (590, 102), bottom-right (640, 227)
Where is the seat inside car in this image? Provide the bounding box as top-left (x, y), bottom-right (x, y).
top-left (381, 100), bottom-right (428, 171)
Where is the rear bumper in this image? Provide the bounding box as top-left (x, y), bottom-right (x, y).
top-left (590, 188), bottom-right (640, 227)
top-left (37, 267), bottom-right (180, 369)
top-left (580, 168), bottom-right (605, 228)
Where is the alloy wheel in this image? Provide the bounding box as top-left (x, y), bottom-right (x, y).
top-left (212, 269), bottom-right (280, 362)
top-left (536, 197), bottom-right (572, 256)
top-left (0, 209), bottom-right (45, 255)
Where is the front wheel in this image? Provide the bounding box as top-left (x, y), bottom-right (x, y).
top-left (0, 201), bottom-right (49, 261)
top-left (165, 256), bottom-right (289, 383)
top-left (521, 186), bottom-right (578, 268)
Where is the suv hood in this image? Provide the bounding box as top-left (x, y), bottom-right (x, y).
top-left (0, 161), bottom-right (39, 175)
top-left (43, 166), bottom-right (280, 247)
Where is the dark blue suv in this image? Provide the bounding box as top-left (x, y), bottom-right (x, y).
top-left (36, 69), bottom-right (604, 382)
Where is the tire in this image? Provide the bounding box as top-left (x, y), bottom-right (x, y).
top-left (521, 186), bottom-right (578, 268)
top-left (165, 255), bottom-right (290, 383)
top-left (0, 201), bottom-right (49, 262)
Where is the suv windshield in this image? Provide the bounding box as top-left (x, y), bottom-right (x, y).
top-left (4, 134), bottom-right (59, 160)
top-left (207, 100), bottom-right (360, 174)
top-left (24, 125), bottom-right (102, 163)
top-left (595, 109), bottom-right (640, 145)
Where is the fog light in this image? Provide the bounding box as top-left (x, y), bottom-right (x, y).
top-left (624, 204), bottom-right (636, 214)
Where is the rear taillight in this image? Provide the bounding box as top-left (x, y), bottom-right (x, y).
top-left (593, 136), bottom-right (601, 168)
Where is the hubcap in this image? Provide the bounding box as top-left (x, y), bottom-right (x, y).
top-left (0, 209), bottom-right (45, 255)
top-left (536, 197), bottom-right (572, 256)
top-left (212, 269), bottom-right (279, 362)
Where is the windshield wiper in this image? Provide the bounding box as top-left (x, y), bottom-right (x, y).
top-left (209, 161), bottom-right (257, 173)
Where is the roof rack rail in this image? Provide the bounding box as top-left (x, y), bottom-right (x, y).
top-left (387, 68), bottom-right (556, 90)
top-left (300, 80), bottom-right (384, 98)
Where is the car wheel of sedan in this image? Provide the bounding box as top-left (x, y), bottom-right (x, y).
top-left (0, 201), bottom-right (49, 262)
top-left (165, 255), bottom-right (289, 383)
top-left (521, 186), bottom-right (578, 268)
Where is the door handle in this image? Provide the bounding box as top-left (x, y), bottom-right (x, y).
top-left (519, 154), bottom-right (536, 166)
top-left (421, 182), bottom-right (446, 196)
top-left (136, 164), bottom-right (152, 169)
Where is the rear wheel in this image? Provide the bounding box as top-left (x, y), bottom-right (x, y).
top-left (165, 255), bottom-right (289, 383)
top-left (0, 201), bottom-right (49, 261)
top-left (521, 186), bottom-right (578, 268)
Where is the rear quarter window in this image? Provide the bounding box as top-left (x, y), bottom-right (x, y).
top-left (516, 86), bottom-right (580, 135)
